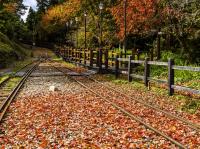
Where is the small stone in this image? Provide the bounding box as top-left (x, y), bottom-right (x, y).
top-left (49, 86), bottom-right (58, 92)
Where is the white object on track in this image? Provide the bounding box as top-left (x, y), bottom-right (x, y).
top-left (49, 85), bottom-right (56, 92)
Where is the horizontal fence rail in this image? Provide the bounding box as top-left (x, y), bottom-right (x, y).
top-left (55, 46), bottom-right (200, 97)
top-left (173, 66), bottom-right (200, 72)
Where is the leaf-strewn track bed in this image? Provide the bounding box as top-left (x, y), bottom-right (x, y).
top-left (1, 91), bottom-right (177, 148)
top-left (101, 80), bottom-right (200, 124)
top-left (0, 61), bottom-right (199, 148)
top-left (53, 63), bottom-right (200, 148)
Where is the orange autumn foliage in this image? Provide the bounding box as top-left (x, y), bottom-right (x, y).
top-left (3, 2), bottom-right (18, 14)
top-left (111, 0), bottom-right (160, 40)
top-left (41, 0), bottom-right (81, 30)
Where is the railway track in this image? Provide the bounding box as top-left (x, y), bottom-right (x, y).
top-left (56, 65), bottom-right (200, 131)
top-left (89, 77), bottom-right (200, 131)
top-left (0, 62), bottom-right (39, 122)
top-left (1, 60), bottom-right (199, 148)
top-left (54, 64), bottom-right (200, 148)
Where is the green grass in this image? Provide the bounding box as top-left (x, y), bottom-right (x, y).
top-left (52, 57), bottom-right (63, 61)
top-left (0, 75), bottom-right (9, 84)
top-left (5, 77), bottom-right (21, 89)
top-left (63, 62), bottom-right (77, 69)
top-left (0, 56), bottom-right (34, 84)
top-left (0, 42), bottom-right (13, 53)
top-left (12, 59), bottom-right (33, 73)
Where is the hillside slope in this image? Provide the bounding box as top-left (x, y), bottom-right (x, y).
top-left (0, 32), bottom-right (30, 68)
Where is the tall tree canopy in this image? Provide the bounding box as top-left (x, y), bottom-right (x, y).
top-left (0, 0), bottom-right (28, 39)
top-left (111, 0), bottom-right (159, 40)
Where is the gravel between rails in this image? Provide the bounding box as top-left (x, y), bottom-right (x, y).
top-left (18, 62), bottom-right (84, 97)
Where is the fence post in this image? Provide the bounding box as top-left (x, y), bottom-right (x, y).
top-left (90, 49), bottom-right (93, 67)
top-left (168, 59), bottom-right (174, 96)
top-left (71, 48), bottom-right (74, 61)
top-left (120, 51), bottom-right (123, 67)
top-left (70, 48), bottom-right (72, 61)
top-left (68, 48), bottom-right (70, 60)
top-left (72, 48), bottom-right (74, 61)
top-left (99, 48), bottom-right (102, 73)
top-left (112, 51), bottom-right (114, 67)
top-left (73, 48), bottom-right (75, 61)
top-left (128, 55), bottom-right (133, 82)
top-left (77, 49), bottom-right (79, 62)
top-left (65, 48), bottom-right (67, 60)
top-left (84, 49), bottom-right (86, 65)
top-left (96, 49), bottom-right (99, 67)
top-left (66, 48), bottom-right (68, 60)
top-left (131, 49), bottom-right (135, 60)
top-left (144, 57), bottom-right (150, 87)
top-left (79, 49), bottom-right (81, 64)
top-left (115, 55), bottom-right (119, 79)
top-left (75, 48), bottom-right (77, 62)
top-left (105, 49), bottom-right (108, 70)
top-left (76, 49), bottom-right (78, 62)
top-left (63, 49), bottom-right (66, 59)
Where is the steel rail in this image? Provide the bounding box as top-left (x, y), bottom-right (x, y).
top-left (0, 61), bottom-right (36, 87)
top-left (58, 65), bottom-right (200, 132)
top-left (54, 66), bottom-right (186, 149)
top-left (88, 76), bottom-right (200, 132)
top-left (0, 62), bottom-right (39, 122)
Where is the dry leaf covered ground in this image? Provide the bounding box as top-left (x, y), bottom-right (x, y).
top-left (0, 61), bottom-right (200, 148)
top-left (0, 78), bottom-right (175, 148)
top-left (94, 75), bottom-right (200, 125)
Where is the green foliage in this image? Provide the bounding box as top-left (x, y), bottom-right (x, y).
top-left (131, 51), bottom-right (200, 90)
top-left (26, 8), bottom-right (36, 31)
top-left (0, 10), bottom-right (29, 40)
top-left (0, 42), bottom-right (13, 53)
top-left (77, 0), bottom-right (118, 47)
top-left (0, 32), bottom-right (28, 68)
top-left (161, 51), bottom-right (187, 65)
top-left (158, 0), bottom-right (200, 63)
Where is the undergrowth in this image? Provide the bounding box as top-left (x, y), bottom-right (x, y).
top-left (0, 32), bottom-right (30, 68)
top-left (133, 51), bottom-right (200, 89)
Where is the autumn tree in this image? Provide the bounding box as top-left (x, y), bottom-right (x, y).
top-left (111, 0), bottom-right (159, 40)
top-left (39, 0), bottom-right (118, 47)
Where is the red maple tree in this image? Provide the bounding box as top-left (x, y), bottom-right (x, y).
top-left (111, 0), bottom-right (161, 40)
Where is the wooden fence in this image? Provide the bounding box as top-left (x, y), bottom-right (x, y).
top-left (55, 47), bottom-right (200, 96)
top-left (55, 46), bottom-right (133, 71)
